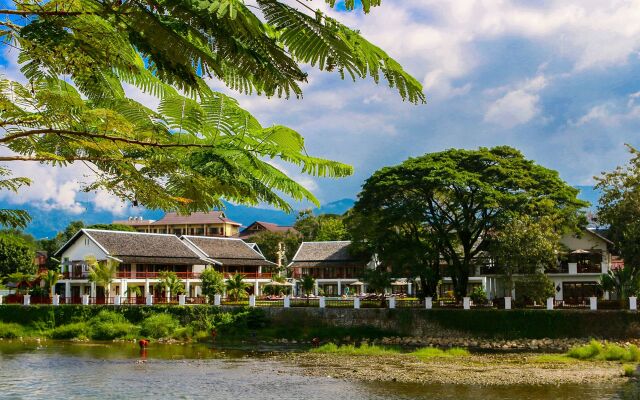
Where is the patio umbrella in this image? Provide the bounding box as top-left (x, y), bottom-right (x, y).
top-left (350, 281), bottom-right (365, 286)
top-left (391, 280), bottom-right (408, 286)
top-left (571, 249), bottom-right (591, 254)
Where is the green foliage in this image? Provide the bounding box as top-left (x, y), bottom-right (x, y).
top-left (88, 310), bottom-right (136, 340)
top-left (226, 273), bottom-right (249, 301)
top-left (141, 314), bottom-right (180, 339)
top-left (200, 269), bottom-right (225, 302)
top-left (0, 322), bottom-right (24, 338)
top-left (294, 210), bottom-right (349, 241)
top-left (4, 272), bottom-right (35, 294)
top-left (40, 269), bottom-right (63, 298)
top-left (469, 286), bottom-right (488, 305)
top-left (154, 271), bottom-right (185, 297)
top-left (601, 265), bottom-right (640, 305)
top-left (514, 273), bottom-right (555, 305)
top-left (623, 364), bottom-right (637, 377)
top-left (352, 146), bottom-right (587, 299)
top-left (51, 322), bottom-right (89, 339)
top-left (567, 340), bottom-right (640, 362)
top-left (363, 268), bottom-right (392, 295)
top-left (38, 221), bottom-right (85, 270)
top-left (250, 230), bottom-right (300, 265)
top-left (0, 232), bottom-right (36, 276)
top-left (300, 275), bottom-right (316, 298)
top-left (311, 343), bottom-right (399, 356)
top-left (412, 347), bottom-right (469, 359)
top-left (86, 224), bottom-right (136, 232)
top-left (86, 257), bottom-right (118, 297)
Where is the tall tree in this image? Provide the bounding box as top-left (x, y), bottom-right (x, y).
top-left (353, 146), bottom-right (586, 299)
top-left (595, 145), bottom-right (640, 272)
top-left (294, 210), bottom-right (349, 241)
top-left (250, 230), bottom-right (301, 266)
top-left (0, 232), bottom-right (36, 277)
top-left (200, 268), bottom-right (225, 303)
top-left (0, 0), bottom-right (425, 228)
top-left (86, 256), bottom-right (118, 298)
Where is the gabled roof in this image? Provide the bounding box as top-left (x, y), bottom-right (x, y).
top-left (237, 221), bottom-right (297, 238)
top-left (586, 228), bottom-right (614, 245)
top-left (55, 229), bottom-right (205, 265)
top-left (152, 211), bottom-right (241, 226)
top-left (182, 236), bottom-right (275, 266)
top-left (289, 241), bottom-right (365, 268)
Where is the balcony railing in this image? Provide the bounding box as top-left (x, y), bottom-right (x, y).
top-left (577, 263), bottom-right (601, 273)
top-left (62, 271), bottom-right (272, 280)
top-left (222, 272), bottom-right (272, 279)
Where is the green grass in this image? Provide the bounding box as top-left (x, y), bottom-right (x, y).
top-left (567, 340), bottom-right (640, 362)
top-left (140, 314), bottom-right (180, 339)
top-left (310, 343), bottom-right (470, 359)
top-left (0, 322), bottom-right (24, 339)
top-left (50, 322), bottom-right (89, 339)
top-left (530, 354), bottom-right (579, 364)
top-left (623, 364), bottom-right (637, 377)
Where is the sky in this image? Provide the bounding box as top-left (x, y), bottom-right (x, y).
top-left (2, 0), bottom-right (640, 216)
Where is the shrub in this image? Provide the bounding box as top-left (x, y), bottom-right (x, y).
top-left (623, 364), bottom-right (636, 377)
top-left (51, 322), bottom-right (89, 339)
top-left (141, 314), bottom-right (180, 338)
top-left (0, 322), bottom-right (23, 338)
top-left (567, 340), bottom-right (603, 359)
top-left (87, 310), bottom-right (136, 340)
top-left (470, 287), bottom-right (488, 305)
top-left (566, 340), bottom-right (640, 362)
top-left (514, 273), bottom-right (555, 305)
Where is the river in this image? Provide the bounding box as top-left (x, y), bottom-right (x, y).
top-left (0, 342), bottom-right (637, 399)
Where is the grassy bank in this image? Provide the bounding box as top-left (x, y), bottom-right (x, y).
top-left (0, 305), bottom-right (396, 342)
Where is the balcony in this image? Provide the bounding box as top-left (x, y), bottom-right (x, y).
top-left (577, 263), bottom-right (602, 274)
top-left (223, 272), bottom-right (272, 279)
top-left (62, 271), bottom-right (273, 280)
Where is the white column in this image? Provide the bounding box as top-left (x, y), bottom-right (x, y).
top-left (144, 279), bottom-right (150, 297)
top-left (166, 286), bottom-right (170, 302)
top-left (568, 263), bottom-right (578, 275)
top-left (65, 281), bottom-right (71, 299)
top-left (214, 294), bottom-right (221, 306)
top-left (407, 282), bottom-right (412, 296)
top-left (337, 280), bottom-right (342, 296)
top-left (319, 296), bottom-right (325, 308)
top-left (314, 281), bottom-right (319, 296)
top-left (249, 295), bottom-right (256, 307)
top-left (178, 295), bottom-right (186, 305)
top-left (590, 296), bottom-right (597, 311)
top-left (121, 281), bottom-right (127, 300)
top-left (82, 294), bottom-right (89, 305)
top-left (601, 262), bottom-right (608, 274)
top-left (146, 294), bottom-right (153, 305)
top-left (195, 285), bottom-right (201, 297)
top-left (185, 280), bottom-right (191, 297)
top-left (284, 295), bottom-right (290, 308)
top-left (114, 295), bottom-right (121, 306)
top-left (463, 297), bottom-right (470, 310)
top-left (52, 294), bottom-right (60, 306)
top-left (546, 297), bottom-right (554, 310)
top-left (630, 297), bottom-right (637, 311)
top-left (23, 294), bottom-right (30, 306)
top-left (90, 282), bottom-right (96, 298)
top-left (425, 297), bottom-right (433, 309)
top-left (389, 296), bottom-right (396, 309)
top-left (354, 297), bottom-right (360, 309)
top-left (0, 295), bottom-right (3, 304)
top-left (504, 297), bottom-right (512, 310)
top-left (254, 281), bottom-right (259, 297)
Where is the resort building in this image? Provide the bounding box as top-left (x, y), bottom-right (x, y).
top-left (182, 236), bottom-right (276, 295)
top-left (55, 229), bottom-right (208, 301)
top-left (237, 221), bottom-right (297, 239)
top-left (288, 241), bottom-right (370, 296)
top-left (113, 211), bottom-right (242, 237)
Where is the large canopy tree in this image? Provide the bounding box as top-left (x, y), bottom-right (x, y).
top-left (0, 0), bottom-right (425, 228)
top-left (352, 146), bottom-right (586, 299)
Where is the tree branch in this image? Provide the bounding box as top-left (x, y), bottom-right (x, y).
top-left (0, 9), bottom-right (128, 16)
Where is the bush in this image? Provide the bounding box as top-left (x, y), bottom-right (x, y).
top-left (87, 310), bottom-right (136, 340)
top-left (623, 364), bottom-right (636, 377)
top-left (567, 340), bottom-right (640, 362)
top-left (0, 322), bottom-right (23, 338)
top-left (514, 273), bottom-right (554, 305)
top-left (469, 287), bottom-right (488, 305)
top-left (141, 314), bottom-right (180, 338)
top-left (51, 322), bottom-right (89, 339)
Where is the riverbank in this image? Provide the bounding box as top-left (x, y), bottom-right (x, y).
top-left (276, 351), bottom-right (628, 385)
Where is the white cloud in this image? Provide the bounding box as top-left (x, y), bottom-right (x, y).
top-left (484, 75), bottom-right (547, 128)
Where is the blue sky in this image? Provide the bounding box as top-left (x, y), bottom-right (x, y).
top-left (1, 0), bottom-right (640, 216)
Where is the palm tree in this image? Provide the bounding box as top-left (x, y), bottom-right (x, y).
top-left (226, 273), bottom-right (248, 302)
top-left (40, 269), bottom-right (63, 300)
top-left (301, 275), bottom-right (316, 304)
top-left (154, 271), bottom-right (185, 301)
top-left (4, 272), bottom-right (34, 294)
top-left (86, 256), bottom-right (118, 299)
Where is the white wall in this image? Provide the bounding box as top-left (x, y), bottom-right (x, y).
top-left (60, 232), bottom-right (108, 262)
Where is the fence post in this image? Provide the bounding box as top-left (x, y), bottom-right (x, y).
top-left (214, 294), bottom-right (221, 306)
top-left (114, 295), bottom-right (121, 306)
top-left (146, 294), bottom-right (153, 306)
top-left (354, 297), bottom-right (360, 309)
top-left (504, 297), bottom-right (512, 310)
top-left (178, 295), bottom-right (186, 306)
top-left (52, 294), bottom-right (60, 306)
top-left (319, 296), bottom-right (326, 308)
top-left (23, 294), bottom-right (31, 306)
top-left (546, 297), bottom-right (554, 310)
top-left (631, 297), bottom-right (637, 311)
top-left (0, 295), bottom-right (3, 305)
top-left (425, 297), bottom-right (432, 309)
top-left (82, 294), bottom-right (89, 306)
top-left (463, 297), bottom-right (470, 310)
top-left (389, 296), bottom-right (396, 309)
top-left (249, 295), bottom-right (256, 307)
top-left (589, 296), bottom-right (597, 311)
top-left (284, 295), bottom-right (290, 308)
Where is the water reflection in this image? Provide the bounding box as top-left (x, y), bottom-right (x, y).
top-left (0, 341), bottom-right (636, 400)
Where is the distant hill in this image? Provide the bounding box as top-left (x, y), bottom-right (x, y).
top-left (0, 198), bottom-right (357, 239)
top-left (1, 187), bottom-right (597, 239)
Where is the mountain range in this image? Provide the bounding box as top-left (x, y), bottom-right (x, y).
top-left (1, 186), bottom-right (599, 239)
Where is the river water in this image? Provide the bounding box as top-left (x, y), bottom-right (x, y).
top-left (0, 342), bottom-right (637, 400)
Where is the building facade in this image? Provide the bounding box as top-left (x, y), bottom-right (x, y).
top-left (114, 211), bottom-right (241, 237)
top-left (237, 221), bottom-right (297, 240)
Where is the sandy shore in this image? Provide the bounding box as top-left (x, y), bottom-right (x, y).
top-left (272, 352), bottom-right (628, 385)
